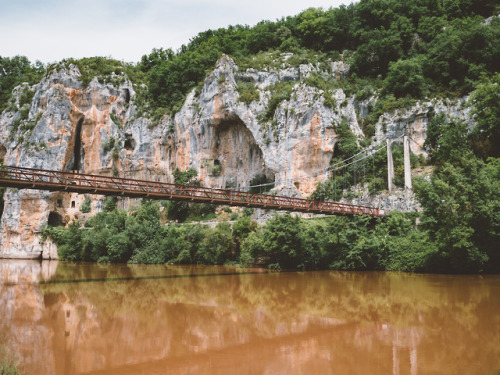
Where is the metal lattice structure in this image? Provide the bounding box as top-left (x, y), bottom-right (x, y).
top-left (0, 166), bottom-right (385, 217)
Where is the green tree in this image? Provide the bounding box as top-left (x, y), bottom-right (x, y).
top-left (424, 115), bottom-right (471, 164)
top-left (0, 55), bottom-right (45, 113)
top-left (167, 168), bottom-right (199, 222)
top-left (103, 197), bottom-right (117, 212)
top-left (327, 215), bottom-right (382, 271)
top-left (56, 221), bottom-right (83, 261)
top-left (415, 156), bottom-right (500, 273)
top-left (351, 28), bottom-right (403, 77)
top-left (255, 215), bottom-right (313, 269)
top-left (468, 73), bottom-right (500, 157)
top-left (383, 57), bottom-right (427, 98)
top-left (232, 216), bottom-right (258, 259)
top-left (197, 222), bottom-right (233, 264)
top-left (424, 112), bottom-right (446, 157)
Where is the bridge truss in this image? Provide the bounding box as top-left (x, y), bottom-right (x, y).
top-left (0, 166), bottom-right (385, 217)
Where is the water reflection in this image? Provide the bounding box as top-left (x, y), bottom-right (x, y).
top-left (0, 260), bottom-right (499, 375)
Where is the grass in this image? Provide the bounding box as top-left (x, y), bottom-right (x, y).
top-left (0, 342), bottom-right (20, 375)
top-left (0, 361), bottom-right (19, 375)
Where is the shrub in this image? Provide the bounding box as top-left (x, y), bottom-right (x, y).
top-left (209, 163), bottom-right (222, 176)
top-left (103, 197), bottom-right (117, 212)
top-left (18, 87), bottom-right (35, 107)
top-left (261, 81), bottom-right (295, 123)
top-left (237, 81), bottom-right (260, 105)
top-left (102, 137), bottom-right (115, 153)
top-left (383, 57), bottom-right (427, 98)
top-left (110, 113), bottom-right (122, 128)
top-left (243, 207), bottom-right (254, 216)
top-left (80, 197), bottom-right (91, 213)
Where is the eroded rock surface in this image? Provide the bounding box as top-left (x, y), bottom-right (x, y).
top-left (0, 55), bottom-right (473, 258)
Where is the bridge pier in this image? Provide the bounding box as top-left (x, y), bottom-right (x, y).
top-left (403, 135), bottom-right (412, 191)
top-left (386, 139), bottom-right (394, 191)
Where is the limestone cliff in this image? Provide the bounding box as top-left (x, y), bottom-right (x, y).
top-left (0, 55), bottom-right (472, 259)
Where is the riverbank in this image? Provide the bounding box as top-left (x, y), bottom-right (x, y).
top-left (40, 198), bottom-right (498, 274)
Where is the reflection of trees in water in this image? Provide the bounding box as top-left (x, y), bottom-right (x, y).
top-left (1, 261), bottom-right (499, 375)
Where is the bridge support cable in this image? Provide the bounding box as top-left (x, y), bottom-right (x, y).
top-left (240, 135), bottom-right (403, 194)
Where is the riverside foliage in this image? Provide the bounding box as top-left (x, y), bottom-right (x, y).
top-left (45, 76), bottom-right (500, 273)
top-left (44, 154), bottom-right (499, 275)
top-left (4, 0), bottom-right (500, 274)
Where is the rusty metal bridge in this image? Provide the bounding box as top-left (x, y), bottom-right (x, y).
top-left (0, 166), bottom-right (385, 217)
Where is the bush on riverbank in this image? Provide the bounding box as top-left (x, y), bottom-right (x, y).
top-left (43, 91), bottom-right (500, 274)
top-left (43, 186), bottom-right (498, 273)
top-left (42, 201), bottom-right (251, 265)
top-left (32, 204), bottom-right (448, 273)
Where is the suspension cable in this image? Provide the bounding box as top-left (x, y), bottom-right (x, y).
top-left (238, 134), bottom-right (404, 191)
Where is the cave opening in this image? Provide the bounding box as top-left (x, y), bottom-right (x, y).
top-left (124, 134), bottom-right (136, 150)
top-left (123, 88), bottom-right (130, 104)
top-left (0, 144), bottom-right (6, 164)
top-left (69, 118), bottom-right (84, 171)
top-left (48, 212), bottom-right (64, 227)
top-left (212, 118), bottom-right (274, 190)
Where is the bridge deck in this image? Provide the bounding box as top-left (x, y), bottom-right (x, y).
top-left (0, 166), bottom-right (385, 217)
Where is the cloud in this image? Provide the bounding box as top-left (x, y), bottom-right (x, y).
top-left (0, 0), bottom-right (349, 63)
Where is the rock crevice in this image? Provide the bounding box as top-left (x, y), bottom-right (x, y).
top-left (0, 56), bottom-right (473, 258)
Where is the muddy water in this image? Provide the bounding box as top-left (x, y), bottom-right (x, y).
top-left (0, 260), bottom-right (499, 375)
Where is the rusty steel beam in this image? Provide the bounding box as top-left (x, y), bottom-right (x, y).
top-left (0, 166), bottom-right (385, 217)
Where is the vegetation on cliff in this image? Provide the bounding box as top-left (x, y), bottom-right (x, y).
top-left (43, 71), bottom-right (500, 274)
top-left (45, 95), bottom-right (500, 274)
top-left (136, 0), bottom-right (499, 113)
top-left (3, 0), bottom-right (498, 117)
top-left (3, 0), bottom-right (500, 273)
top-left (43, 156), bottom-right (499, 274)
top-left (0, 56), bottom-right (45, 113)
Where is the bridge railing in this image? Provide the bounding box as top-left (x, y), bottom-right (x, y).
top-left (0, 165), bottom-right (385, 217)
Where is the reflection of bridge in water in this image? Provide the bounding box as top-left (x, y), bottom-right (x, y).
top-left (0, 165), bottom-right (385, 217)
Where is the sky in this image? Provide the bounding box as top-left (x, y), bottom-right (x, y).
top-left (0, 0), bottom-right (350, 64)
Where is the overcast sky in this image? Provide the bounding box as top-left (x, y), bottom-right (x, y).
top-left (0, 0), bottom-right (351, 64)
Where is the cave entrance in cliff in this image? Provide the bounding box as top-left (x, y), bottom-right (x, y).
top-left (48, 212), bottom-right (64, 227)
top-left (124, 134), bottom-right (136, 151)
top-left (69, 118), bottom-right (84, 172)
top-left (212, 117), bottom-right (273, 190)
top-left (0, 144), bottom-right (6, 164)
top-left (123, 88), bottom-right (131, 104)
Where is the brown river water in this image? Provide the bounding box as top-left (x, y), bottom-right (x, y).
top-left (0, 260), bottom-right (499, 375)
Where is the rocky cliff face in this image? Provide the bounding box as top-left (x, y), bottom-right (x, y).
top-left (0, 55), bottom-right (473, 259)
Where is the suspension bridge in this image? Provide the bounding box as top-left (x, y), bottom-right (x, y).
top-left (0, 132), bottom-right (416, 218)
top-left (0, 165), bottom-right (385, 217)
